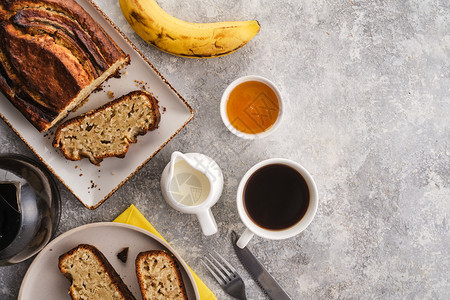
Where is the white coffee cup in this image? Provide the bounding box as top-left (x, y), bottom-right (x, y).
top-left (236, 158), bottom-right (318, 248)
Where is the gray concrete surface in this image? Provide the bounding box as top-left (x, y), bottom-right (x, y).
top-left (1, 0), bottom-right (449, 299)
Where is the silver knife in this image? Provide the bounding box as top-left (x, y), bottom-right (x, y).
top-left (231, 231), bottom-right (292, 300)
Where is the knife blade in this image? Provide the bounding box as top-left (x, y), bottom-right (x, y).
top-left (231, 231), bottom-right (292, 300)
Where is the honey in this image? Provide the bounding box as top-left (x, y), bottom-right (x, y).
top-left (226, 81), bottom-right (279, 134)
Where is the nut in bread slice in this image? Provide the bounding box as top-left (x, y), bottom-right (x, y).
top-left (136, 250), bottom-right (187, 300)
top-left (53, 90), bottom-right (160, 165)
top-left (58, 244), bottom-right (136, 300)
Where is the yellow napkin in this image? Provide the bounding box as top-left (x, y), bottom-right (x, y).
top-left (114, 204), bottom-right (217, 300)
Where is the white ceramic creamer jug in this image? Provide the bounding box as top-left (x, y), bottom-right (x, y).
top-left (160, 151), bottom-right (223, 236)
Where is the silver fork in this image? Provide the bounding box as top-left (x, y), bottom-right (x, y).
top-left (201, 250), bottom-right (247, 300)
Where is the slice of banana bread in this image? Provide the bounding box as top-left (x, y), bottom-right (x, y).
top-left (135, 250), bottom-right (187, 300)
top-left (53, 90), bottom-right (160, 165)
top-left (58, 244), bottom-right (136, 300)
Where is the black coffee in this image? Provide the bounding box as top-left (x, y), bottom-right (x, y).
top-left (243, 164), bottom-right (310, 230)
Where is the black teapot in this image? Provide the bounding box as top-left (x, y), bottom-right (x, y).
top-left (0, 154), bottom-right (60, 265)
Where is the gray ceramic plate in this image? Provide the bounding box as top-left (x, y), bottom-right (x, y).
top-left (18, 222), bottom-right (199, 299)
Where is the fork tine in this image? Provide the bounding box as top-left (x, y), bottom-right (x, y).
top-left (208, 253), bottom-right (233, 279)
top-left (213, 249), bottom-right (238, 274)
top-left (203, 256), bottom-right (230, 283)
top-left (200, 258), bottom-right (225, 285)
top-left (202, 251), bottom-right (248, 300)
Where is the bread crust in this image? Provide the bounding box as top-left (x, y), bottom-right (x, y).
top-left (135, 250), bottom-right (188, 300)
top-left (53, 90), bottom-right (161, 165)
top-left (0, 0), bottom-right (129, 132)
top-left (58, 244), bottom-right (136, 300)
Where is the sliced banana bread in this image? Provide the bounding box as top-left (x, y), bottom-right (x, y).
top-left (136, 250), bottom-right (187, 300)
top-left (58, 244), bottom-right (136, 300)
top-left (0, 0), bottom-right (130, 132)
top-left (53, 90), bottom-right (160, 165)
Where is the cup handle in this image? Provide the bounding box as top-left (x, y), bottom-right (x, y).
top-left (196, 209), bottom-right (218, 236)
top-left (236, 228), bottom-right (254, 248)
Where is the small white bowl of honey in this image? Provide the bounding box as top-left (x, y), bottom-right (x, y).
top-left (220, 75), bottom-right (283, 139)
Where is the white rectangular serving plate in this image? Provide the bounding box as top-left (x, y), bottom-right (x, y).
top-left (0, 0), bottom-right (194, 209)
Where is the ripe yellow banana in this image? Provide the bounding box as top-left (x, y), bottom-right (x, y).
top-left (119, 0), bottom-right (260, 58)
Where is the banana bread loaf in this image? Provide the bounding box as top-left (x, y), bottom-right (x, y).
top-left (53, 90), bottom-right (160, 165)
top-left (0, 0), bottom-right (130, 132)
top-left (58, 244), bottom-right (136, 300)
top-left (136, 250), bottom-right (187, 300)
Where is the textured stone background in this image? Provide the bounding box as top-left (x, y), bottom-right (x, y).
top-left (1, 0), bottom-right (449, 299)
